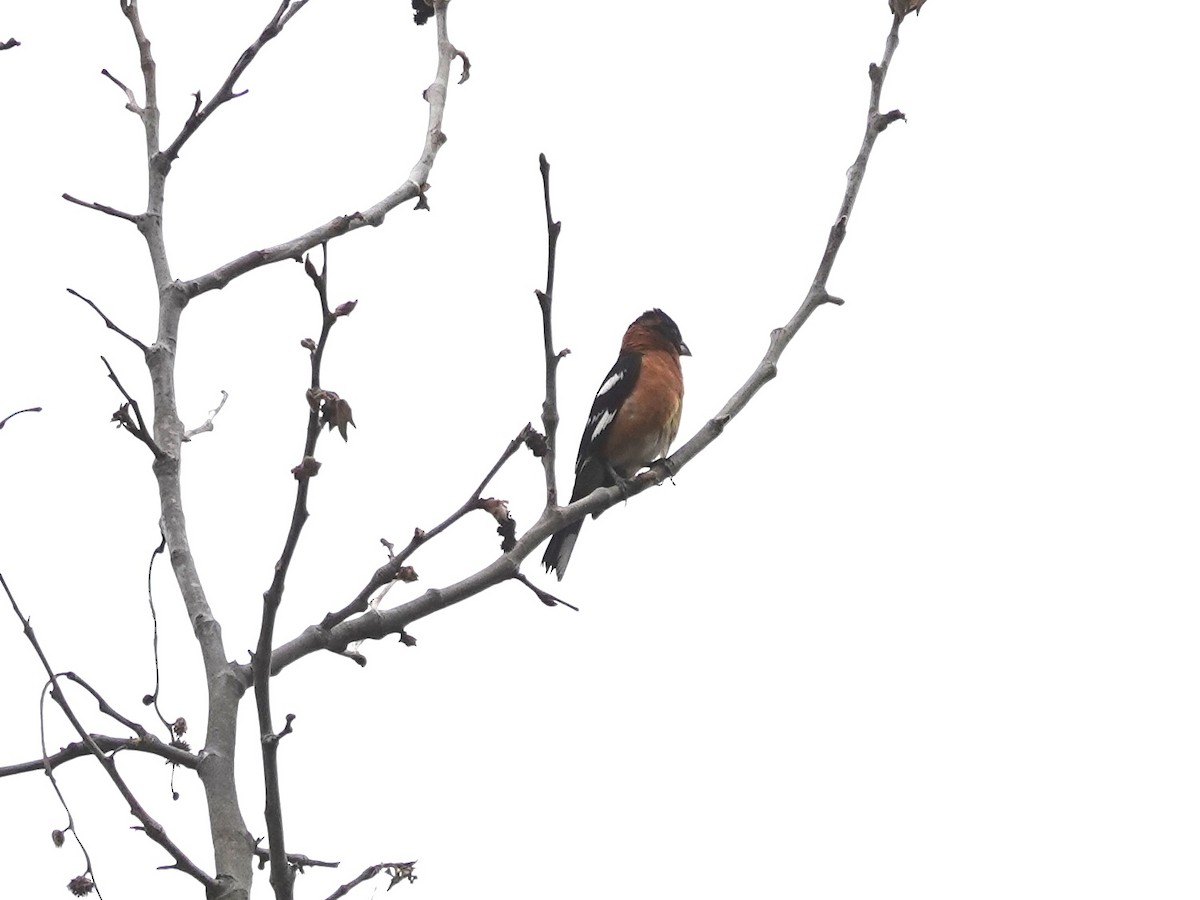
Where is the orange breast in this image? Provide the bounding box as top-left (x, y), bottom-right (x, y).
top-left (604, 355), bottom-right (683, 477)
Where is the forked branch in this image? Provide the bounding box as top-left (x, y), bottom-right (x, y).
top-left (270, 9), bottom-right (920, 670)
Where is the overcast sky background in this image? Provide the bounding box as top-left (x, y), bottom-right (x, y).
top-left (2, 2), bottom-right (1198, 897)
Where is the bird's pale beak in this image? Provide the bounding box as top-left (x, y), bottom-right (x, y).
top-left (678, 342), bottom-right (692, 357)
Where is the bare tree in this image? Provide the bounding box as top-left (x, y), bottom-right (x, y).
top-left (1, 2), bottom-right (932, 898)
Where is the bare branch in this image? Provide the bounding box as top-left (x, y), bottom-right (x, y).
top-left (68, 288), bottom-right (149, 352)
top-left (61, 672), bottom-right (149, 738)
top-left (535, 153), bottom-right (565, 506)
top-left (0, 733), bottom-right (199, 778)
top-left (316, 423), bottom-right (536, 635)
top-left (178, 1), bottom-right (464, 299)
top-left (62, 192), bottom-right (143, 225)
top-left (182, 390), bottom-right (229, 441)
top-left (255, 244), bottom-right (340, 899)
top-left (0, 38), bottom-right (20, 51)
top-left (159, 1), bottom-right (315, 171)
top-left (1, 570), bottom-right (219, 891)
top-left (0, 407), bottom-right (42, 430)
top-left (269, 11), bottom-right (918, 674)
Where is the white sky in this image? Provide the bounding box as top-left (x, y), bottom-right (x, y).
top-left (2, 1), bottom-right (1198, 897)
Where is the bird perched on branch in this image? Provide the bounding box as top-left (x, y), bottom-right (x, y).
top-left (542, 309), bottom-right (691, 580)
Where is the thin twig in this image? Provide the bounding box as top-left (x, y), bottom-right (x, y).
top-left (513, 573), bottom-right (579, 612)
top-left (0, 407), bottom-right (42, 430)
top-left (68, 288), bottom-right (149, 352)
top-left (100, 67), bottom-right (140, 112)
top-left (253, 845), bottom-right (340, 872)
top-left (61, 673), bottom-right (148, 737)
top-left (158, 0), bottom-right (314, 172)
top-left (37, 682), bottom-right (104, 900)
top-left (143, 530), bottom-right (176, 735)
top-left (0, 733), bottom-right (199, 778)
top-left (62, 192), bottom-right (143, 225)
top-left (182, 390), bottom-right (229, 440)
top-left (0, 38), bottom-right (20, 51)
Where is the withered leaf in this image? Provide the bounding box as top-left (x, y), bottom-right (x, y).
top-left (480, 498), bottom-right (517, 552)
top-left (524, 429), bottom-right (548, 457)
top-left (328, 397), bottom-right (355, 441)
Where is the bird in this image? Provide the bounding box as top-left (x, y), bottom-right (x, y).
top-left (542, 308), bottom-right (691, 580)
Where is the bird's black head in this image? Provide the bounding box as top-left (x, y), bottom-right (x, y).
top-left (636, 308), bottom-right (692, 357)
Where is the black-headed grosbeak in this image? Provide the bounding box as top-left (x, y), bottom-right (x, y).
top-left (542, 308), bottom-right (691, 580)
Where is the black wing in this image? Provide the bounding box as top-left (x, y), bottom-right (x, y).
top-left (574, 350), bottom-right (641, 473)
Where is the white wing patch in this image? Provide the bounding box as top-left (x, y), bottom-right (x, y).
top-left (596, 370), bottom-right (625, 397)
top-left (590, 408), bottom-right (616, 442)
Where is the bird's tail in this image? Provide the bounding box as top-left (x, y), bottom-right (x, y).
top-left (542, 459), bottom-right (608, 581)
top-left (542, 518), bottom-right (583, 581)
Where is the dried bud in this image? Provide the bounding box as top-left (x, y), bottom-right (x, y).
top-left (333, 299), bottom-right (358, 318)
top-left (524, 429), bottom-right (548, 457)
top-left (291, 456), bottom-right (322, 479)
top-left (413, 527), bottom-right (426, 540)
top-left (142, 694), bottom-right (154, 706)
top-left (304, 254), bottom-right (318, 282)
top-left (331, 397), bottom-right (355, 441)
top-left (300, 337), bottom-right (317, 351)
top-left (395, 566), bottom-right (418, 583)
top-left (306, 387), bottom-right (324, 412)
top-left (480, 498), bottom-right (508, 520)
top-left (68, 875), bottom-right (95, 897)
top-left (172, 717), bottom-right (187, 737)
top-left (52, 829), bottom-right (65, 848)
